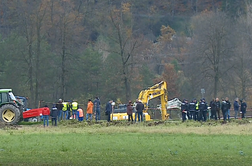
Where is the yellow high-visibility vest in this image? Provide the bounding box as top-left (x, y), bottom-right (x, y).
top-left (196, 102), bottom-right (199, 110)
top-left (62, 102), bottom-right (68, 111)
top-left (72, 102), bottom-right (78, 110)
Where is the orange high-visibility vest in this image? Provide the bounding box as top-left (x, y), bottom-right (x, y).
top-left (78, 108), bottom-right (84, 117)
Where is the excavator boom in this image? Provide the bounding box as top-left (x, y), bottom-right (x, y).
top-left (137, 81), bottom-right (168, 120)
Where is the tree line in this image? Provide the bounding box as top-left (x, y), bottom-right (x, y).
top-left (0, 0), bottom-right (252, 108)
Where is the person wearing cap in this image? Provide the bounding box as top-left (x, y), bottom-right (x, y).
top-left (198, 98), bottom-right (208, 121)
top-left (136, 99), bottom-right (144, 122)
top-left (56, 99), bottom-right (64, 122)
top-left (181, 99), bottom-right (189, 122)
top-left (127, 100), bottom-right (134, 122)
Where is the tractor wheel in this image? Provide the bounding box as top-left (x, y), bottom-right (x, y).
top-left (0, 104), bottom-right (21, 125)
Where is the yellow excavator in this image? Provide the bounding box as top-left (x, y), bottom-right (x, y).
top-left (110, 81), bottom-right (169, 121)
top-left (138, 81), bottom-right (169, 120)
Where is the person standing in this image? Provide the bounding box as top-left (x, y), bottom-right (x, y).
top-left (215, 98), bottom-right (221, 120)
top-left (42, 105), bottom-right (50, 127)
top-left (67, 100), bottom-right (72, 120)
top-left (106, 100), bottom-right (113, 122)
top-left (93, 97), bottom-right (101, 121)
top-left (181, 99), bottom-right (189, 122)
top-left (62, 101), bottom-right (68, 120)
top-left (189, 99), bottom-right (196, 121)
top-left (86, 99), bottom-right (94, 121)
top-left (56, 99), bottom-right (64, 122)
top-left (134, 99), bottom-right (139, 122)
top-left (136, 100), bottom-right (144, 122)
top-left (225, 97), bottom-right (231, 120)
top-left (50, 105), bottom-right (58, 126)
top-left (240, 99), bottom-right (247, 119)
top-left (199, 98), bottom-right (208, 121)
top-left (233, 98), bottom-right (240, 119)
top-left (210, 98), bottom-right (217, 120)
top-left (221, 98), bottom-right (228, 121)
top-left (127, 101), bottom-right (133, 122)
top-left (195, 100), bottom-right (199, 121)
top-left (71, 100), bottom-right (79, 119)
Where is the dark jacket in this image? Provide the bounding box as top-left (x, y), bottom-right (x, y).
top-left (233, 101), bottom-right (240, 111)
top-left (136, 102), bottom-right (144, 113)
top-left (210, 100), bottom-right (217, 111)
top-left (226, 100), bottom-right (231, 110)
top-left (188, 102), bottom-right (196, 111)
top-left (181, 102), bottom-right (189, 112)
top-left (93, 98), bottom-right (101, 110)
top-left (106, 102), bottom-right (112, 114)
top-left (127, 104), bottom-right (133, 115)
top-left (215, 101), bottom-right (220, 109)
top-left (199, 101), bottom-right (208, 111)
top-left (50, 107), bottom-right (58, 118)
top-left (241, 102), bottom-right (247, 112)
top-left (56, 102), bottom-right (64, 111)
top-left (221, 101), bottom-right (228, 112)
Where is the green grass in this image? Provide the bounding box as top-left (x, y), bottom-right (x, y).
top-left (0, 120), bottom-right (252, 166)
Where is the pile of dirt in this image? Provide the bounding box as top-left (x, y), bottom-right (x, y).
top-left (0, 121), bottom-right (20, 130)
top-left (0, 121), bottom-right (5, 129)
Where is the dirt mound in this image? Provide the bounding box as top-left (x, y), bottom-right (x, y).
top-left (0, 121), bottom-right (20, 130)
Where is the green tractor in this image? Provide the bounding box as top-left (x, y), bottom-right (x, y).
top-left (0, 89), bottom-right (23, 124)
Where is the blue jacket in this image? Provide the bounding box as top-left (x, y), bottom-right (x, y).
top-left (233, 101), bottom-right (240, 111)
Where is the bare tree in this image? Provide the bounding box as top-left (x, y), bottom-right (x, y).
top-left (107, 3), bottom-right (141, 101)
top-left (232, 16), bottom-right (252, 99)
top-left (189, 11), bottom-right (234, 98)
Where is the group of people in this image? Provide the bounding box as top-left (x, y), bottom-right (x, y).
top-left (181, 97), bottom-right (247, 122)
top-left (42, 97), bottom-right (101, 127)
top-left (104, 99), bottom-right (145, 122)
top-left (42, 97), bottom-right (145, 127)
top-left (126, 99), bottom-right (145, 122)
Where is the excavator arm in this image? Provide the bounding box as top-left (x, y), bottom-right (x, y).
top-left (137, 81), bottom-right (169, 120)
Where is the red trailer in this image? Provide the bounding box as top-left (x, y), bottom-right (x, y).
top-left (23, 108), bottom-right (45, 122)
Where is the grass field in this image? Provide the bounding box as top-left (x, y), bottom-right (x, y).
top-left (0, 120), bottom-right (252, 166)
